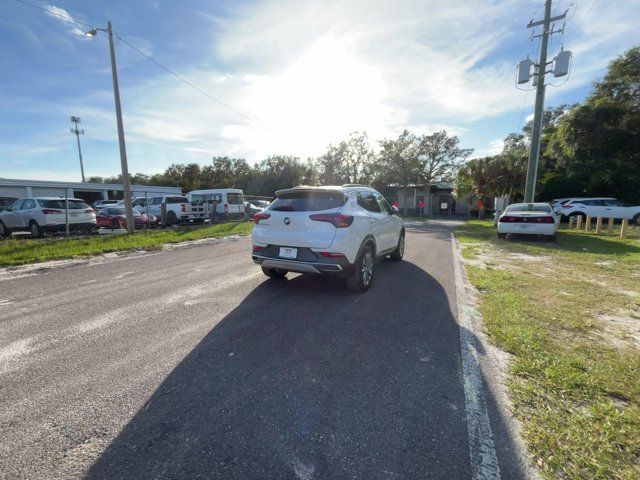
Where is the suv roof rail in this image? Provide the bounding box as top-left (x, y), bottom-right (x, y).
top-left (341, 184), bottom-right (368, 188)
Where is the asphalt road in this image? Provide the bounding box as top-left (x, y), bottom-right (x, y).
top-left (0, 223), bottom-right (528, 479)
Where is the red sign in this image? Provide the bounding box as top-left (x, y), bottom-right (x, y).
top-left (417, 201), bottom-right (425, 209)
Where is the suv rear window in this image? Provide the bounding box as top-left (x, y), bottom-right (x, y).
top-left (166, 197), bottom-right (188, 204)
top-left (38, 199), bottom-right (89, 209)
top-left (227, 193), bottom-right (244, 205)
top-left (270, 191), bottom-right (346, 212)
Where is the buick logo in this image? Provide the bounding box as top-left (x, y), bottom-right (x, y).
top-left (284, 217), bottom-right (291, 225)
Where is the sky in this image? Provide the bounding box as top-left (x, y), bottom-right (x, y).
top-left (1, 0), bottom-right (638, 182)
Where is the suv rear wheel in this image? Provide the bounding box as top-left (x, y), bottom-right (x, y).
top-left (347, 243), bottom-right (374, 293)
top-left (30, 221), bottom-right (42, 238)
top-left (0, 221), bottom-right (8, 237)
top-left (262, 267), bottom-right (287, 279)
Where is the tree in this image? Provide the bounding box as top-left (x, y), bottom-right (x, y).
top-left (370, 130), bottom-right (421, 214)
top-left (315, 131), bottom-right (376, 185)
top-left (456, 157), bottom-right (497, 219)
top-left (590, 46), bottom-right (640, 109)
top-left (415, 130), bottom-right (472, 185)
top-left (542, 46), bottom-right (640, 202)
top-left (201, 157), bottom-right (252, 190)
top-left (248, 155), bottom-right (314, 196)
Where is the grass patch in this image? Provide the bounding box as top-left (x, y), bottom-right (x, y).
top-left (456, 220), bottom-right (640, 480)
top-left (0, 222), bottom-right (253, 267)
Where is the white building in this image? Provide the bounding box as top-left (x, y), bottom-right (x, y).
top-left (0, 178), bottom-right (181, 204)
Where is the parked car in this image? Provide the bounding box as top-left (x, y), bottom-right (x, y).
top-left (0, 197), bottom-right (97, 237)
top-left (0, 197), bottom-right (18, 213)
top-left (251, 185), bottom-right (405, 292)
top-left (253, 200), bottom-right (271, 209)
top-left (559, 198), bottom-right (640, 224)
top-left (496, 203), bottom-right (558, 241)
top-left (144, 195), bottom-right (199, 225)
top-left (550, 198), bottom-right (573, 213)
top-left (244, 201), bottom-right (264, 219)
top-left (116, 197), bottom-right (149, 211)
top-left (96, 207), bottom-right (150, 230)
top-left (187, 189), bottom-right (247, 220)
top-left (92, 199), bottom-right (120, 211)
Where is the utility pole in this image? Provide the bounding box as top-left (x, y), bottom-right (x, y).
top-left (107, 21), bottom-right (135, 233)
top-left (70, 116), bottom-right (86, 182)
top-left (518, 0), bottom-right (570, 203)
top-left (85, 22), bottom-right (135, 233)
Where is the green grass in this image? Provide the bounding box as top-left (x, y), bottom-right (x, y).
top-left (0, 222), bottom-right (253, 267)
top-left (456, 221), bottom-right (640, 480)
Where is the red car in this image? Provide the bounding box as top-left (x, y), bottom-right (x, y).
top-left (96, 207), bottom-right (151, 230)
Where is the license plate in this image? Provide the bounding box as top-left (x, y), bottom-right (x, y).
top-left (518, 224), bottom-right (530, 229)
top-left (279, 247), bottom-right (298, 259)
top-left (70, 212), bottom-right (79, 217)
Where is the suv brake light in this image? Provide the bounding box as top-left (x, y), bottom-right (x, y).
top-left (318, 252), bottom-right (345, 258)
top-left (253, 212), bottom-right (271, 224)
top-left (309, 213), bottom-right (354, 228)
top-left (42, 209), bottom-right (63, 214)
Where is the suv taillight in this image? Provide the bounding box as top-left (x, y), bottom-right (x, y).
top-left (253, 212), bottom-right (271, 224)
top-left (42, 209), bottom-right (63, 214)
top-left (309, 213), bottom-right (354, 228)
top-left (181, 204), bottom-right (186, 212)
top-left (86, 208), bottom-right (94, 213)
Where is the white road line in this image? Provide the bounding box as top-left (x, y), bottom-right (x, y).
top-left (451, 232), bottom-right (501, 480)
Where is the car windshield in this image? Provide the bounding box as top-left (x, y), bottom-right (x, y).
top-left (269, 190), bottom-right (346, 212)
top-left (505, 203), bottom-right (551, 213)
top-left (227, 193), bottom-right (244, 205)
top-left (37, 199), bottom-right (89, 209)
top-left (106, 208), bottom-right (142, 216)
top-left (166, 197), bottom-right (188, 204)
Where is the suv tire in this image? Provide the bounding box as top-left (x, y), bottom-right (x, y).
top-left (347, 243), bottom-right (374, 293)
top-left (390, 231), bottom-right (405, 261)
top-left (0, 221), bottom-right (8, 237)
top-left (633, 213), bottom-right (640, 226)
top-left (30, 221), bottom-right (42, 238)
top-left (262, 267), bottom-right (287, 279)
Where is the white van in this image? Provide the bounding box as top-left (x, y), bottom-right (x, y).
top-left (187, 189), bottom-right (246, 220)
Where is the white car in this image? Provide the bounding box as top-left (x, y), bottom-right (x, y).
top-left (560, 198), bottom-right (640, 224)
top-left (496, 202), bottom-right (558, 241)
top-left (251, 185), bottom-right (405, 292)
top-left (0, 197), bottom-right (97, 237)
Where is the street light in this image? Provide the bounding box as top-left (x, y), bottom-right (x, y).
top-left (85, 21), bottom-right (135, 233)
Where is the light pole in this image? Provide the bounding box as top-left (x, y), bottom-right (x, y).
top-left (86, 22), bottom-right (135, 233)
top-left (70, 116), bottom-right (86, 182)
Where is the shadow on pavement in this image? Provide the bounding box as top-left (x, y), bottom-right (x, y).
top-left (86, 257), bottom-right (528, 479)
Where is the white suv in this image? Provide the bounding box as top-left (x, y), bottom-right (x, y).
top-left (251, 185), bottom-right (405, 292)
top-left (0, 197), bottom-right (97, 237)
top-left (560, 198), bottom-right (640, 224)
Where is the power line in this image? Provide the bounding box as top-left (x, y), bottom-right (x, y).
top-left (115, 35), bottom-right (271, 131)
top-left (13, 0), bottom-right (271, 132)
top-left (14, 0), bottom-right (93, 28)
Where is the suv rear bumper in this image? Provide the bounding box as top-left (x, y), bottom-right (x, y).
top-left (251, 244), bottom-right (353, 274)
top-left (252, 255), bottom-right (346, 274)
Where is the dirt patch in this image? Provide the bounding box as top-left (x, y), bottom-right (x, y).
top-left (594, 310), bottom-right (640, 350)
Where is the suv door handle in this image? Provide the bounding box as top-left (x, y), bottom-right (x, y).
top-left (370, 219), bottom-right (376, 224)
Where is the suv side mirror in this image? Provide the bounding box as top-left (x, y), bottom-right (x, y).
top-left (391, 206), bottom-right (399, 215)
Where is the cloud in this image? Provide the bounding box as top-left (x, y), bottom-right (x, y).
top-left (9, 0), bottom-right (640, 178)
top-left (43, 4), bottom-right (85, 37)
